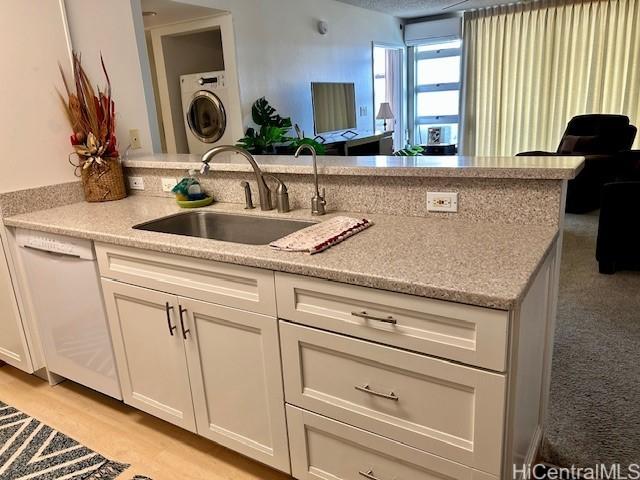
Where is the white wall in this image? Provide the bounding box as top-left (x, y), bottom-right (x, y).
top-left (64, 0), bottom-right (160, 155)
top-left (181, 0), bottom-right (403, 137)
top-left (61, 0), bottom-right (402, 150)
top-left (0, 1), bottom-right (78, 192)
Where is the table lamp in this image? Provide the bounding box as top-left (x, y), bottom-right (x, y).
top-left (376, 102), bottom-right (394, 130)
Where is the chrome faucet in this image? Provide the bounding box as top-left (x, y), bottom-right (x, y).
top-left (294, 145), bottom-right (326, 215)
top-left (201, 146), bottom-right (273, 211)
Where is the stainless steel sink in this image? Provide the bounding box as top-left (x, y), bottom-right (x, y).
top-left (133, 211), bottom-right (316, 245)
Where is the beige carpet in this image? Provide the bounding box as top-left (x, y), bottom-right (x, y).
top-left (541, 212), bottom-right (640, 466)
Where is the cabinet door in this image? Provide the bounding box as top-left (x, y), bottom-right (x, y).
top-left (0, 239), bottom-right (32, 372)
top-left (101, 279), bottom-right (196, 431)
top-left (180, 297), bottom-right (290, 473)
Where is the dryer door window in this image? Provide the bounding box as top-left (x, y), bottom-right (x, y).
top-left (187, 91), bottom-right (227, 143)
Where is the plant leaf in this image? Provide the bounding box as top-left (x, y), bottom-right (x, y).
top-left (251, 97), bottom-right (292, 129)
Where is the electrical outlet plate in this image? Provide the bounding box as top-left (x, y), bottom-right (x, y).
top-left (161, 177), bottom-right (178, 192)
top-left (129, 129), bottom-right (142, 150)
top-left (427, 192), bottom-right (458, 212)
top-left (128, 176), bottom-right (145, 190)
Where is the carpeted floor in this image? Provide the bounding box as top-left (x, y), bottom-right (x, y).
top-left (541, 212), bottom-right (640, 467)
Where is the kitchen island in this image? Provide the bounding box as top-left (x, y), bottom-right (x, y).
top-left (0, 155), bottom-right (583, 480)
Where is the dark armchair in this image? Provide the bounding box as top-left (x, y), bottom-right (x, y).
top-left (596, 151), bottom-right (640, 274)
top-left (517, 114), bottom-right (637, 213)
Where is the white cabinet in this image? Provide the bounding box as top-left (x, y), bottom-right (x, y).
top-left (182, 298), bottom-right (290, 472)
top-left (287, 406), bottom-right (497, 480)
top-left (101, 278), bottom-right (290, 473)
top-left (275, 272), bottom-right (509, 371)
top-left (281, 322), bottom-right (506, 475)
top-left (96, 243), bottom-right (277, 315)
top-left (96, 242), bottom-right (557, 480)
top-left (101, 280), bottom-right (196, 431)
top-left (0, 237), bottom-right (32, 372)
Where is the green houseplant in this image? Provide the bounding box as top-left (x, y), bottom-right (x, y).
top-left (237, 97), bottom-right (325, 154)
top-left (393, 145), bottom-right (424, 156)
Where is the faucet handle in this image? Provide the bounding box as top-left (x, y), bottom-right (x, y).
top-left (240, 181), bottom-right (254, 209)
top-left (265, 174), bottom-right (290, 213)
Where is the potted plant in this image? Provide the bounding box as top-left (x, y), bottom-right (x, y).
top-left (237, 97), bottom-right (326, 155)
top-left (58, 53), bottom-right (126, 202)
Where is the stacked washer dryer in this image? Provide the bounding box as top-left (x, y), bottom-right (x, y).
top-left (181, 71), bottom-right (237, 154)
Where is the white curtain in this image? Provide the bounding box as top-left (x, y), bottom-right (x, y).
top-left (384, 48), bottom-right (403, 150)
top-left (461, 0), bottom-right (640, 156)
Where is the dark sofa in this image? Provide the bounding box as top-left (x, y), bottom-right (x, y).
top-left (596, 150), bottom-right (640, 274)
top-left (518, 114), bottom-right (637, 213)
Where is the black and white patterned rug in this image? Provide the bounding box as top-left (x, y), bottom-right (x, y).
top-left (0, 400), bottom-right (133, 479)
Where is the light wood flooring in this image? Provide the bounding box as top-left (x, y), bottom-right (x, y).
top-left (0, 364), bottom-right (293, 480)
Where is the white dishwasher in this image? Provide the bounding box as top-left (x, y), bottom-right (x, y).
top-left (16, 229), bottom-right (121, 399)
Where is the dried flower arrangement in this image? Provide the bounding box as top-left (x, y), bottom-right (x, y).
top-left (58, 53), bottom-right (126, 202)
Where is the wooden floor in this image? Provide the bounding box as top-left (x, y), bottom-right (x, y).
top-left (0, 364), bottom-right (293, 480)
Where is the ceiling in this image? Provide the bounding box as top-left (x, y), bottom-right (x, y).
top-left (140, 0), bottom-right (225, 28)
top-left (333, 0), bottom-right (519, 18)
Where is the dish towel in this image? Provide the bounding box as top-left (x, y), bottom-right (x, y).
top-left (270, 216), bottom-right (373, 254)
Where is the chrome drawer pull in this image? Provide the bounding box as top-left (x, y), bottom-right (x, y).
top-left (355, 384), bottom-right (399, 401)
top-left (359, 469), bottom-right (384, 480)
top-left (351, 310), bottom-right (398, 325)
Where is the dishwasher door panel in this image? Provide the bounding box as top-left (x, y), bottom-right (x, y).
top-left (20, 247), bottom-right (121, 399)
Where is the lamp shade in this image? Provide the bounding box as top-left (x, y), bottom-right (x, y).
top-left (376, 102), bottom-right (394, 120)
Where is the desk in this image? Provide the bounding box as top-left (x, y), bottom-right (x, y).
top-left (319, 131), bottom-right (394, 156)
top-left (423, 144), bottom-right (457, 155)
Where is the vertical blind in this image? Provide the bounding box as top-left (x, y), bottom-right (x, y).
top-left (461, 0), bottom-right (640, 156)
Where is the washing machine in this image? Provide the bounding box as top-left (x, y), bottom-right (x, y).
top-left (181, 71), bottom-right (236, 154)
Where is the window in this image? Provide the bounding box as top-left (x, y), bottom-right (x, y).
top-left (411, 39), bottom-right (462, 146)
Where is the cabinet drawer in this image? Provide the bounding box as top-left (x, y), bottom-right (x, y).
top-left (96, 243), bottom-right (276, 315)
top-left (281, 322), bottom-right (505, 475)
top-left (287, 406), bottom-right (497, 480)
top-left (275, 272), bottom-right (509, 371)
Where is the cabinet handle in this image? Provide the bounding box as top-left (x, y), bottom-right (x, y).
top-left (351, 310), bottom-right (397, 325)
top-left (359, 470), bottom-right (384, 480)
top-left (178, 306), bottom-right (190, 340)
top-left (355, 384), bottom-right (399, 401)
top-left (165, 302), bottom-right (177, 336)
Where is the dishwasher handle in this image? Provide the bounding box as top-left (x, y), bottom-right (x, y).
top-left (21, 244), bottom-right (83, 259)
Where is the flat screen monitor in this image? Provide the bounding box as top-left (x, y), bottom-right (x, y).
top-left (311, 82), bottom-right (357, 135)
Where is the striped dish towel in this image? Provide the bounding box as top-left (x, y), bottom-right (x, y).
top-left (270, 216), bottom-right (373, 254)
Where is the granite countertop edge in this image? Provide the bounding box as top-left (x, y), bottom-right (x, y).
top-left (122, 156), bottom-right (584, 180)
top-left (4, 202), bottom-right (557, 310)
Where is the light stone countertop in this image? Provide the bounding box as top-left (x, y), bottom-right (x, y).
top-left (3, 195), bottom-right (559, 310)
top-left (123, 153), bottom-right (584, 180)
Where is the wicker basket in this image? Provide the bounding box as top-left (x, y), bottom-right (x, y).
top-left (79, 158), bottom-right (127, 202)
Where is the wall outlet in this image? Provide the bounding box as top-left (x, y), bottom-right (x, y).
top-left (129, 129), bottom-right (142, 150)
top-left (161, 177), bottom-right (178, 193)
top-left (128, 176), bottom-right (145, 190)
top-left (427, 192), bottom-right (458, 212)
top-left (359, 105), bottom-right (367, 116)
